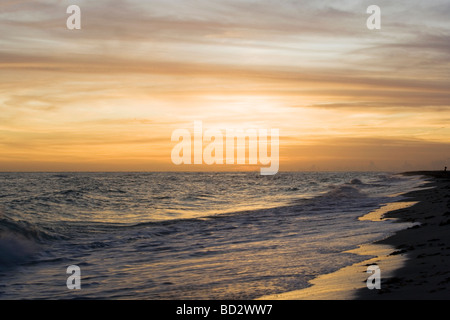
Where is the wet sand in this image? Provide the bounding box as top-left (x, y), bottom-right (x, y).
top-left (356, 171), bottom-right (450, 299)
top-left (259, 171), bottom-right (450, 300)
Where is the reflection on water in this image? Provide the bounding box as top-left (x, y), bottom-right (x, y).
top-left (0, 172), bottom-right (425, 299)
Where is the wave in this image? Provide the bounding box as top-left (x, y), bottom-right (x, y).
top-left (322, 184), bottom-right (367, 200)
top-left (57, 189), bottom-right (84, 196)
top-left (349, 178), bottom-right (363, 185)
top-left (0, 172), bottom-right (412, 245)
top-left (0, 217), bottom-right (56, 242)
top-left (0, 231), bottom-right (40, 268)
top-left (51, 174), bottom-right (70, 178)
top-left (0, 212), bottom-right (64, 268)
top-left (373, 173), bottom-right (408, 184)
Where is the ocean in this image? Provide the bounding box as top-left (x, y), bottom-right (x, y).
top-left (0, 172), bottom-right (425, 299)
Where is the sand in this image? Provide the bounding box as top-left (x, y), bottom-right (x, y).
top-left (259, 171), bottom-right (450, 300)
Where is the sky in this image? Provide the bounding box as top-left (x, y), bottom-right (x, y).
top-left (0, 0), bottom-right (449, 172)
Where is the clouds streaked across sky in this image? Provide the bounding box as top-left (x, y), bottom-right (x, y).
top-left (0, 0), bottom-right (449, 171)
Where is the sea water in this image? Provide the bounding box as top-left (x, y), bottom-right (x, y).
top-left (0, 172), bottom-right (425, 299)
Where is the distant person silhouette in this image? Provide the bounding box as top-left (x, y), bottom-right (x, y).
top-left (445, 166), bottom-right (447, 172)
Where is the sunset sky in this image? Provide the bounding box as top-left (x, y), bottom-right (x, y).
top-left (1, 0), bottom-right (449, 172)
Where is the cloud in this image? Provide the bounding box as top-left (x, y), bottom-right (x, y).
top-left (1, 0), bottom-right (449, 170)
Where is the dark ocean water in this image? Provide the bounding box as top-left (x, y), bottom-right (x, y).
top-left (0, 172), bottom-right (425, 299)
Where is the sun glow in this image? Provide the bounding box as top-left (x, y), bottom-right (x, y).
top-left (1, 0), bottom-right (449, 171)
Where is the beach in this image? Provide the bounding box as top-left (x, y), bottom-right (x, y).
top-left (0, 172), bottom-right (424, 299)
top-left (357, 171), bottom-right (450, 299)
top-left (260, 171), bottom-right (450, 300)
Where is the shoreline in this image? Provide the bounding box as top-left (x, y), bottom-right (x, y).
top-left (355, 171), bottom-right (450, 299)
top-left (259, 170), bottom-right (450, 300)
